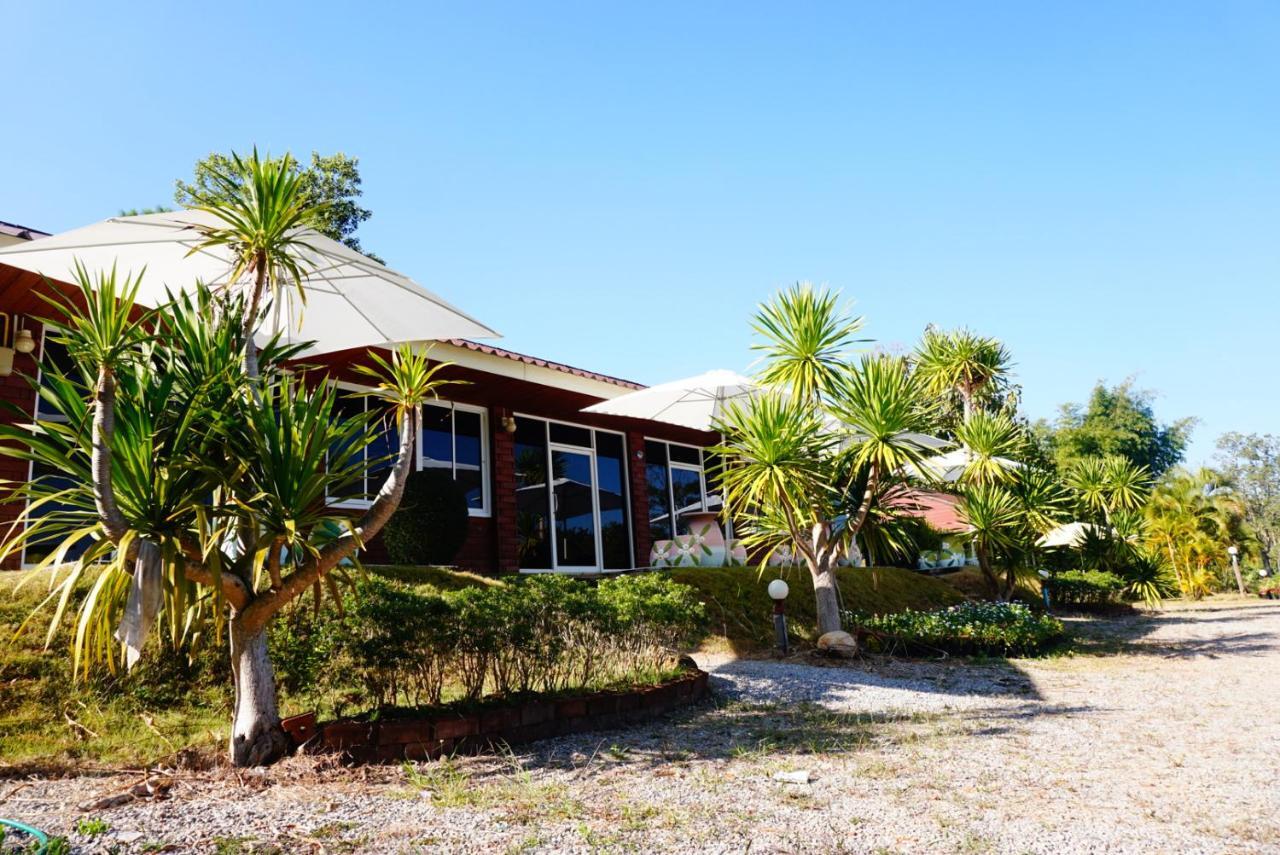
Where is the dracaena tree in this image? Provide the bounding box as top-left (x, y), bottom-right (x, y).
top-left (1, 152), bottom-right (454, 767)
top-left (913, 327), bottom-right (1013, 424)
top-left (716, 285), bottom-right (937, 637)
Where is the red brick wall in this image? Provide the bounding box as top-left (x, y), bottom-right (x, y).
top-left (626, 430), bottom-right (652, 568)
top-left (0, 322), bottom-right (40, 570)
top-left (492, 418), bottom-right (520, 574)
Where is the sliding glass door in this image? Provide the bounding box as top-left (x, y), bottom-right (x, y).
top-left (549, 446), bottom-right (600, 570)
top-left (515, 416), bottom-right (633, 572)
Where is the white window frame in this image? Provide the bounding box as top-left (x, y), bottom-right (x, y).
top-left (645, 438), bottom-right (709, 536)
top-left (326, 381), bottom-right (392, 511)
top-left (417, 399), bottom-right (491, 518)
top-left (23, 328), bottom-right (78, 568)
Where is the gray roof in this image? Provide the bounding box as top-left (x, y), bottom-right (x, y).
top-left (0, 220), bottom-right (51, 241)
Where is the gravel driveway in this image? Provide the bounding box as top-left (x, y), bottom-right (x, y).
top-left (4, 599), bottom-right (1279, 854)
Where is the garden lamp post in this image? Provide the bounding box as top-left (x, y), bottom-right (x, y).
top-left (768, 579), bottom-right (790, 656)
top-left (1228, 545), bottom-right (1245, 595)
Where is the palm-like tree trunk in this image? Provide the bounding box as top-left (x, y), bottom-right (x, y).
top-left (975, 542), bottom-right (1000, 600)
top-left (229, 621), bottom-right (290, 766)
top-left (803, 520), bottom-right (845, 636)
top-left (224, 409), bottom-right (420, 766)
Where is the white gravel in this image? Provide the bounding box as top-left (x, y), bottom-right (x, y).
top-left (5, 598), bottom-right (1280, 854)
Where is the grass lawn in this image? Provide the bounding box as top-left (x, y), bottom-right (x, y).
top-left (0, 563), bottom-right (497, 773)
top-left (667, 564), bottom-right (964, 654)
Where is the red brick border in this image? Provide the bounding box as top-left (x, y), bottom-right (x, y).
top-left (305, 667), bottom-right (710, 764)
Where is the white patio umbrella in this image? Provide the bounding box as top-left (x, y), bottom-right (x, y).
top-left (581, 369), bottom-right (757, 431)
top-left (1038, 521), bottom-right (1107, 549)
top-left (914, 448), bottom-right (1022, 483)
top-left (0, 209), bottom-right (499, 354)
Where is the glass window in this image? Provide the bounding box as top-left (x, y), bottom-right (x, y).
top-left (549, 422), bottom-right (592, 448)
top-left (420, 405), bottom-right (453, 469)
top-left (417, 401), bottom-right (490, 514)
top-left (645, 441), bottom-right (673, 542)
top-left (669, 444), bottom-right (701, 466)
top-left (25, 334), bottom-right (93, 565)
top-left (646, 440), bottom-right (713, 539)
top-left (515, 417), bottom-right (552, 569)
top-left (595, 432), bottom-right (631, 569)
top-left (670, 467), bottom-right (705, 536)
top-left (329, 389), bottom-right (398, 504)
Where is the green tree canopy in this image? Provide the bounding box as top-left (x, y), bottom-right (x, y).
top-left (1038, 379), bottom-right (1193, 477)
top-left (175, 150), bottom-right (378, 259)
top-left (1215, 432), bottom-right (1280, 570)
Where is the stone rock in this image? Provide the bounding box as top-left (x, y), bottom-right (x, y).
top-left (817, 630), bottom-right (858, 657)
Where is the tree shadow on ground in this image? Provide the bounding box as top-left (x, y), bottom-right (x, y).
top-left (1061, 601), bottom-right (1280, 659)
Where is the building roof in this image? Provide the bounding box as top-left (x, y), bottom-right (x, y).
top-left (890, 489), bottom-right (969, 533)
top-left (447, 339), bottom-right (645, 390)
top-left (0, 220), bottom-right (50, 241)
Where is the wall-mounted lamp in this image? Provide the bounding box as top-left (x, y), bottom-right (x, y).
top-left (0, 315), bottom-right (36, 376)
top-left (500, 414), bottom-right (517, 434)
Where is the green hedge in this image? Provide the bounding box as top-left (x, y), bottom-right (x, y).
top-left (303, 573), bottom-right (705, 710)
top-left (847, 602), bottom-right (1064, 657)
top-left (1050, 569), bottom-right (1127, 606)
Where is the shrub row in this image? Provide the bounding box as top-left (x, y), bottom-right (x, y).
top-left (847, 602), bottom-right (1065, 657)
top-left (292, 573), bottom-right (704, 710)
top-left (1049, 569), bottom-right (1127, 606)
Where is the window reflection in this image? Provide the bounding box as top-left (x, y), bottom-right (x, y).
top-left (515, 417), bottom-right (552, 569)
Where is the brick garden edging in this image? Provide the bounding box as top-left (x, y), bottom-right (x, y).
top-left (301, 667), bottom-right (709, 764)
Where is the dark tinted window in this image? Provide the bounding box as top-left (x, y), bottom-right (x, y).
top-left (420, 404), bottom-right (452, 469)
top-left (595, 432), bottom-right (631, 569)
top-left (669, 444), bottom-right (701, 466)
top-left (514, 417), bottom-right (552, 569)
top-left (549, 422), bottom-right (592, 448)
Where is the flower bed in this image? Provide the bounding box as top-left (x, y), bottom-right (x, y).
top-left (847, 602), bottom-right (1065, 657)
top-left (306, 666), bottom-right (709, 763)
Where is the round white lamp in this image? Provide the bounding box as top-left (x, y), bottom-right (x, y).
top-left (767, 579), bottom-right (789, 601)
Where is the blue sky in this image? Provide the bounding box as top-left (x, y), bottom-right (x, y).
top-left (5, 2), bottom-right (1277, 465)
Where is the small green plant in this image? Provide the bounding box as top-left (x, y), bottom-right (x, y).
top-left (75, 817), bottom-right (110, 838)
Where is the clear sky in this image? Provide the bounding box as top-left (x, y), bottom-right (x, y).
top-left (4, 2), bottom-right (1277, 465)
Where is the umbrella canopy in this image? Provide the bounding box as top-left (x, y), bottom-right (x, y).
top-left (0, 210), bottom-right (499, 354)
top-left (1038, 521), bottom-right (1107, 549)
top-left (914, 448), bottom-right (1022, 483)
top-left (581, 369), bottom-right (756, 431)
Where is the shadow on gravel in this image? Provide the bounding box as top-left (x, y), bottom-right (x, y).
top-left (1062, 602), bottom-right (1280, 659)
top-left (706, 655), bottom-right (1045, 702)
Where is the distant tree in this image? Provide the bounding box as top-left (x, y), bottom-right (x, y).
top-left (118, 205), bottom-right (175, 216)
top-left (1215, 432), bottom-right (1280, 571)
top-left (1043, 380), bottom-right (1193, 477)
top-left (175, 150), bottom-right (379, 260)
top-left (1144, 468), bottom-right (1247, 597)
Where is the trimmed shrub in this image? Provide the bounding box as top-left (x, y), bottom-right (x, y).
top-left (1050, 569), bottom-right (1126, 607)
top-left (848, 602), bottom-right (1064, 657)
top-left (330, 572), bottom-right (705, 710)
top-left (381, 468), bottom-right (470, 565)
